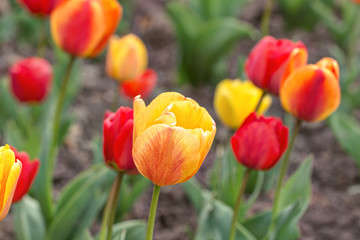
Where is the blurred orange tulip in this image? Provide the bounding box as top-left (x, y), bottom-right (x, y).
top-left (132, 92), bottom-right (216, 186)
top-left (0, 145), bottom-right (22, 222)
top-left (50, 0), bottom-right (122, 58)
top-left (280, 58), bottom-right (341, 122)
top-left (106, 34), bottom-right (148, 82)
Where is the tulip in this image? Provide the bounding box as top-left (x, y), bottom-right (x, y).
top-left (120, 69), bottom-right (157, 99)
top-left (0, 145), bottom-right (22, 222)
top-left (280, 58), bottom-right (341, 122)
top-left (9, 57), bottom-right (53, 104)
top-left (51, 0), bottom-right (122, 58)
top-left (245, 36), bottom-right (308, 95)
top-left (133, 92), bottom-right (216, 186)
top-left (214, 79), bottom-right (272, 129)
top-left (17, 0), bottom-right (64, 16)
top-left (103, 107), bottom-right (136, 172)
top-left (11, 148), bottom-right (40, 203)
top-left (231, 113), bottom-right (288, 170)
top-left (106, 34), bottom-right (148, 82)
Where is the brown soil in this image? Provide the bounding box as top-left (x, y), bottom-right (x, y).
top-left (1, 0), bottom-right (360, 240)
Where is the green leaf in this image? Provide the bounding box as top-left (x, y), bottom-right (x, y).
top-left (181, 178), bottom-right (206, 212)
top-left (242, 211), bottom-right (272, 239)
top-left (328, 111), bottom-right (360, 167)
top-left (95, 220), bottom-right (147, 240)
top-left (13, 196), bottom-right (46, 240)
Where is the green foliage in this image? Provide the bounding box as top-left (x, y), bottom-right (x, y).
top-left (167, 1), bottom-right (256, 86)
top-left (95, 220), bottom-right (147, 240)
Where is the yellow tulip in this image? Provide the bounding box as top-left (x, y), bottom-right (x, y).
top-left (0, 145), bottom-right (22, 222)
top-left (214, 79), bottom-right (272, 129)
top-left (106, 34), bottom-right (148, 82)
top-left (132, 92), bottom-right (216, 186)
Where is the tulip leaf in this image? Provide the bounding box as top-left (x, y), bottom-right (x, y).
top-left (94, 220), bottom-right (146, 240)
top-left (328, 111), bottom-right (360, 167)
top-left (13, 196), bottom-right (46, 240)
top-left (242, 211), bottom-right (272, 239)
top-left (47, 164), bottom-right (115, 240)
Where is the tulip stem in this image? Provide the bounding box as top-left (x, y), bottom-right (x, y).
top-left (254, 91), bottom-right (267, 113)
top-left (146, 185), bottom-right (161, 240)
top-left (100, 171), bottom-right (125, 240)
top-left (111, 85), bottom-right (120, 111)
top-left (260, 0), bottom-right (276, 36)
top-left (229, 168), bottom-right (252, 240)
top-left (265, 118), bottom-right (302, 239)
top-left (37, 18), bottom-right (47, 57)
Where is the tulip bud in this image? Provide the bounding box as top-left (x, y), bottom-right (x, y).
top-left (245, 36), bottom-right (308, 95)
top-left (106, 34), bottom-right (148, 82)
top-left (120, 69), bottom-right (157, 99)
top-left (280, 60), bottom-right (341, 122)
top-left (17, 0), bottom-right (64, 16)
top-left (133, 92), bottom-right (216, 186)
top-left (231, 113), bottom-right (288, 170)
top-left (214, 79), bottom-right (272, 129)
top-left (11, 148), bottom-right (40, 203)
top-left (9, 57), bottom-right (53, 104)
top-left (0, 145), bottom-right (22, 222)
top-left (103, 107), bottom-right (137, 173)
top-left (51, 0), bottom-right (122, 58)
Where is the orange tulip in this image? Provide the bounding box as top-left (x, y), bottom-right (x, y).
top-left (280, 58), bottom-right (341, 122)
top-left (0, 145), bottom-right (22, 222)
top-left (106, 34), bottom-right (148, 82)
top-left (50, 0), bottom-right (122, 58)
top-left (132, 92), bottom-right (216, 186)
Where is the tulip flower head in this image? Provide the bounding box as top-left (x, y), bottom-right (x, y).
top-left (214, 79), bottom-right (272, 129)
top-left (245, 36), bottom-right (308, 95)
top-left (106, 34), bottom-right (148, 82)
top-left (280, 58), bottom-right (341, 122)
top-left (133, 92), bottom-right (216, 186)
top-left (51, 0), bottom-right (122, 58)
top-left (103, 107), bottom-right (137, 173)
top-left (11, 148), bottom-right (40, 203)
top-left (120, 69), bottom-right (157, 99)
top-left (9, 57), bottom-right (53, 104)
top-left (231, 113), bottom-right (288, 170)
top-left (17, 0), bottom-right (64, 16)
top-left (0, 145), bottom-right (22, 221)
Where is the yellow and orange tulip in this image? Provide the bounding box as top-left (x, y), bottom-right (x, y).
top-left (280, 58), bottom-right (341, 122)
top-left (214, 79), bottom-right (272, 129)
top-left (106, 34), bottom-right (148, 82)
top-left (132, 92), bottom-right (216, 186)
top-left (51, 0), bottom-right (122, 58)
top-left (0, 145), bottom-right (22, 222)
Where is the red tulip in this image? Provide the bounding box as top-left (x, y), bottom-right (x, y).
top-left (11, 148), bottom-right (40, 203)
top-left (245, 36), bottom-right (307, 95)
top-left (17, 0), bottom-right (64, 16)
top-left (9, 57), bottom-right (53, 104)
top-left (231, 113), bottom-right (288, 170)
top-left (103, 107), bottom-right (137, 172)
top-left (120, 69), bottom-right (157, 99)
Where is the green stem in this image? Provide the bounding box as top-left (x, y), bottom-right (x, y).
top-left (146, 185), bottom-right (161, 240)
top-left (100, 171), bottom-right (125, 240)
top-left (37, 18), bottom-right (47, 57)
top-left (229, 168), bottom-right (252, 240)
top-left (265, 118), bottom-right (302, 239)
top-left (260, 0), bottom-right (276, 36)
top-left (111, 85), bottom-right (120, 112)
top-left (254, 91), bottom-right (267, 113)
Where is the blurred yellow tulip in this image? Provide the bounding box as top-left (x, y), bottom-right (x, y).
top-left (106, 34), bottom-right (148, 82)
top-left (0, 145), bottom-right (22, 222)
top-left (214, 79), bottom-right (272, 129)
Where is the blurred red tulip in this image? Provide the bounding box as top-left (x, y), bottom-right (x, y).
top-left (231, 113), bottom-right (288, 170)
top-left (120, 69), bottom-right (157, 99)
top-left (103, 107), bottom-right (137, 173)
top-left (17, 0), bottom-right (65, 16)
top-left (280, 59), bottom-right (341, 122)
top-left (9, 57), bottom-right (52, 104)
top-left (245, 36), bottom-right (307, 95)
top-left (11, 148), bottom-right (40, 203)
top-left (51, 0), bottom-right (122, 58)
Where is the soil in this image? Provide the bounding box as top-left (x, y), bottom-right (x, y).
top-left (1, 0), bottom-right (360, 240)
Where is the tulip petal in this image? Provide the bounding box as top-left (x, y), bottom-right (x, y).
top-left (133, 124), bottom-right (201, 186)
top-left (112, 120), bottom-right (135, 171)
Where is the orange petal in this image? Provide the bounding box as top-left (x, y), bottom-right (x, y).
top-left (280, 47), bottom-right (308, 86)
top-left (133, 125), bottom-right (200, 186)
top-left (316, 57), bottom-right (339, 80)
